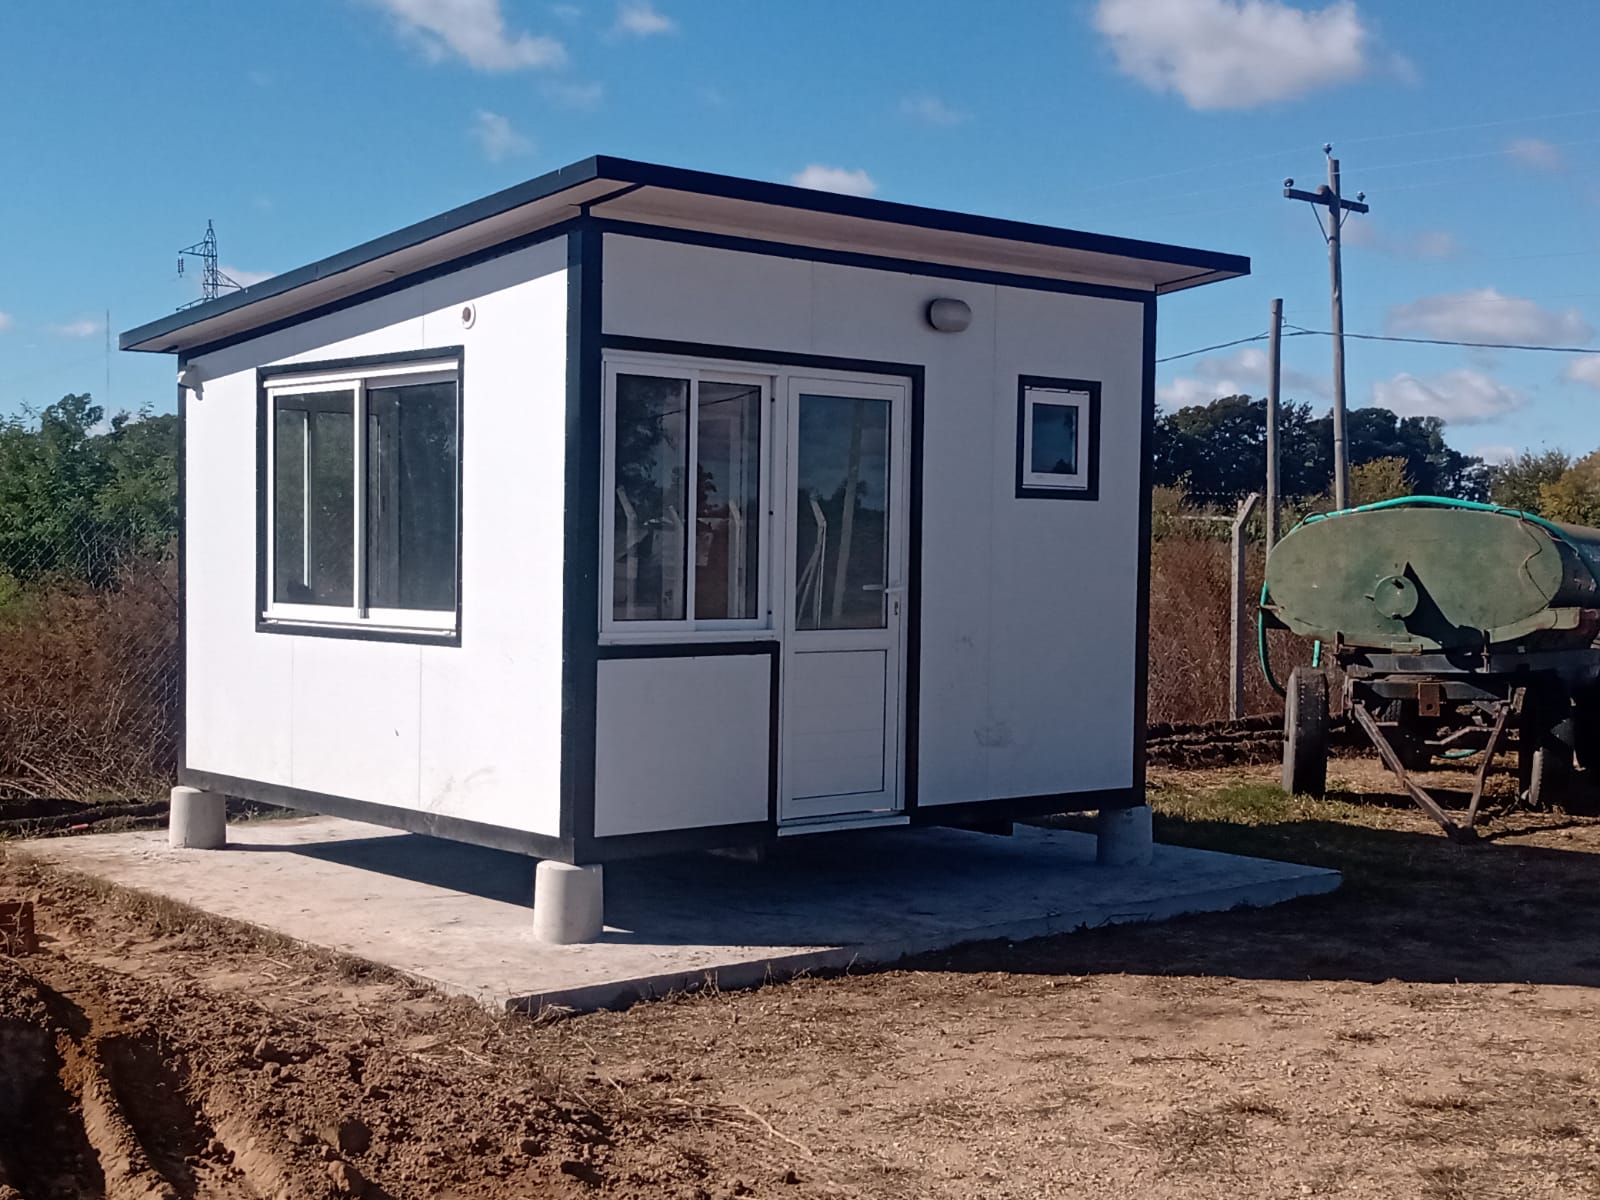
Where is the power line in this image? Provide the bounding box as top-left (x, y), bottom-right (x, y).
top-left (1284, 324), bottom-right (1600, 355)
top-left (1156, 332), bottom-right (1271, 363)
top-left (1160, 325), bottom-right (1600, 364)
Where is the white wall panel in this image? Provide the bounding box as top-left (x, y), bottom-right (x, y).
top-left (602, 235), bottom-right (813, 352)
top-left (594, 655), bottom-right (771, 837)
top-left (186, 238), bottom-right (568, 836)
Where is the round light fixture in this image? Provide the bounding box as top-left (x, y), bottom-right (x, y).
top-left (926, 297), bottom-right (972, 333)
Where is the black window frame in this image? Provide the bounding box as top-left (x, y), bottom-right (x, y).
top-left (255, 347), bottom-right (465, 646)
top-left (1015, 374), bottom-right (1101, 502)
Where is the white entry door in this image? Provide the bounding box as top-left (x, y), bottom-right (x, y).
top-left (780, 376), bottom-right (911, 825)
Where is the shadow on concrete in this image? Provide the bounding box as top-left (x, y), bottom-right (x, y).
top-left (229, 834), bottom-right (538, 907)
top-left (910, 814), bottom-right (1600, 989)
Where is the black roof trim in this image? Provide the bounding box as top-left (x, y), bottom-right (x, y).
top-left (122, 154), bottom-right (1249, 353)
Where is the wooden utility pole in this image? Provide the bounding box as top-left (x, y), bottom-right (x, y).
top-left (1231, 492), bottom-right (1262, 720)
top-left (1284, 146), bottom-right (1368, 511)
top-left (1265, 297), bottom-right (1282, 548)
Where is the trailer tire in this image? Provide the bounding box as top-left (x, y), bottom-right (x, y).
top-left (1520, 716), bottom-right (1574, 810)
top-left (1576, 695), bottom-right (1599, 774)
top-left (1283, 668), bottom-right (1329, 798)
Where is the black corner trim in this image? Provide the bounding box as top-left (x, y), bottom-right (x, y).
top-left (179, 768), bottom-right (574, 862)
top-left (253, 347), bottom-right (466, 647)
top-left (1014, 375), bottom-right (1102, 502)
top-left (1133, 299), bottom-right (1157, 797)
top-left (563, 222), bottom-right (605, 849)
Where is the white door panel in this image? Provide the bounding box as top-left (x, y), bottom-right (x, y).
top-left (780, 376), bottom-right (910, 824)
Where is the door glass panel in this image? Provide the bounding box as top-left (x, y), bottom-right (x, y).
top-left (794, 394), bottom-right (891, 631)
top-left (612, 374), bottom-right (690, 621)
top-left (696, 381), bottom-right (761, 620)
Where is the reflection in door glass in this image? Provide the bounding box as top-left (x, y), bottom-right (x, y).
top-left (794, 394), bottom-right (890, 630)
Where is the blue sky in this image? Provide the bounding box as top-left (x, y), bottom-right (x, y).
top-left (4, 0), bottom-right (1599, 464)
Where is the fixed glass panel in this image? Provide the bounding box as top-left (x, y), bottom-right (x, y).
top-left (366, 382), bottom-right (458, 611)
top-left (273, 392), bottom-right (353, 606)
top-left (613, 374), bottom-right (690, 621)
top-left (1029, 398), bottom-right (1080, 478)
top-left (695, 381), bottom-right (761, 620)
top-left (794, 394), bottom-right (891, 631)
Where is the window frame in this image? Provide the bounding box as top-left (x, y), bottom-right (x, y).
top-left (256, 349), bottom-right (464, 643)
top-left (600, 356), bottom-right (773, 642)
top-left (1015, 375), bottom-right (1101, 501)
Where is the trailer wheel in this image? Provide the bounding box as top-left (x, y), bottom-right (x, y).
top-left (1520, 717), bottom-right (1574, 810)
top-left (1379, 700), bottom-right (1434, 772)
top-left (1283, 668), bottom-right (1329, 798)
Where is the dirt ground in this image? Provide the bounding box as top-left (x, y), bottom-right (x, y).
top-left (4, 756), bottom-right (1600, 1199)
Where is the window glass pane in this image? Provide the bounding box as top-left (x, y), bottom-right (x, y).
top-left (1029, 399), bottom-right (1080, 477)
top-left (794, 394), bottom-right (891, 631)
top-left (366, 382), bottom-right (458, 611)
top-left (695, 381), bottom-right (761, 620)
top-left (613, 374), bottom-right (689, 621)
top-left (273, 393), bottom-right (353, 606)
top-left (272, 409), bottom-right (307, 603)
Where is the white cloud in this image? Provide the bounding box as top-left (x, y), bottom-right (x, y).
top-left (790, 165), bottom-right (877, 197)
top-left (220, 265), bottom-right (274, 288)
top-left (0, 312), bottom-right (12, 332)
top-left (1371, 368), bottom-right (1524, 425)
top-left (51, 318), bottom-right (103, 338)
top-left (613, 1), bottom-right (674, 36)
top-left (1473, 444), bottom-right (1517, 466)
top-left (545, 79), bottom-right (604, 109)
top-left (1157, 346), bottom-right (1325, 409)
top-left (550, 2), bottom-right (581, 20)
top-left (1092, 0), bottom-right (1373, 110)
top-left (1344, 221), bottom-right (1459, 259)
top-left (370, 0), bottom-right (565, 70)
top-left (900, 93), bottom-right (969, 126)
top-left (1562, 356), bottom-right (1600, 389)
top-left (1507, 137), bottom-right (1563, 172)
top-left (1386, 288), bottom-right (1592, 345)
top-left (470, 110), bottom-right (532, 162)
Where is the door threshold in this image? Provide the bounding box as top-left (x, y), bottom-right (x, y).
top-left (777, 813), bottom-right (910, 837)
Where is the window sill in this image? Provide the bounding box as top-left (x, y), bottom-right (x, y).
top-left (598, 629), bottom-right (778, 647)
top-left (257, 616), bottom-right (461, 647)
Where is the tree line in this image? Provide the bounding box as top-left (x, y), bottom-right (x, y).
top-left (0, 394), bottom-right (178, 590)
top-left (1156, 393), bottom-right (1600, 526)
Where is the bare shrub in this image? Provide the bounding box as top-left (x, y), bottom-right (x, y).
top-left (0, 553), bottom-right (177, 801)
top-left (1148, 532), bottom-right (1310, 725)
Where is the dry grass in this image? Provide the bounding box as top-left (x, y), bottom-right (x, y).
top-left (0, 554), bottom-right (176, 803)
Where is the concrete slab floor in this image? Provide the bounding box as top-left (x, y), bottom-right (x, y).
top-left (17, 818), bottom-right (1340, 1013)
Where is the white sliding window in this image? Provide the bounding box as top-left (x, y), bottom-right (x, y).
top-left (263, 357), bottom-right (460, 636)
top-left (602, 361), bottom-right (769, 637)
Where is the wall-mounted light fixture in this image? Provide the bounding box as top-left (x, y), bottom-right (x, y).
top-left (178, 362), bottom-right (204, 398)
top-left (925, 297), bottom-right (972, 333)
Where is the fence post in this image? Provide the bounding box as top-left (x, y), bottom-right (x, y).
top-left (1231, 492), bottom-right (1262, 720)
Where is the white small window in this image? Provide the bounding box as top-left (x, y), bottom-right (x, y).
top-left (602, 360), bottom-right (770, 637)
top-left (261, 354), bottom-right (461, 638)
top-left (1017, 377), bottom-right (1100, 500)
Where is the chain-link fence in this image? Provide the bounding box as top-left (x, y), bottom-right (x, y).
top-left (0, 520), bottom-right (178, 803)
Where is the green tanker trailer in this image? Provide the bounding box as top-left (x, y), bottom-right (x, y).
top-left (1260, 497), bottom-right (1600, 839)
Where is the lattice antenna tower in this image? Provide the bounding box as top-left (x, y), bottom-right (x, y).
top-left (176, 220), bottom-right (243, 310)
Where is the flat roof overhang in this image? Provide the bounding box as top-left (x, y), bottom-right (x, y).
top-left (121, 155), bottom-right (1250, 355)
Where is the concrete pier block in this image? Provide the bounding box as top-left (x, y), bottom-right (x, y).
top-left (1096, 804), bottom-right (1153, 868)
top-left (533, 861), bottom-right (605, 944)
top-left (168, 786), bottom-right (227, 850)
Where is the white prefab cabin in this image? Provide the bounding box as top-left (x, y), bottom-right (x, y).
top-left (124, 156), bottom-right (1248, 865)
